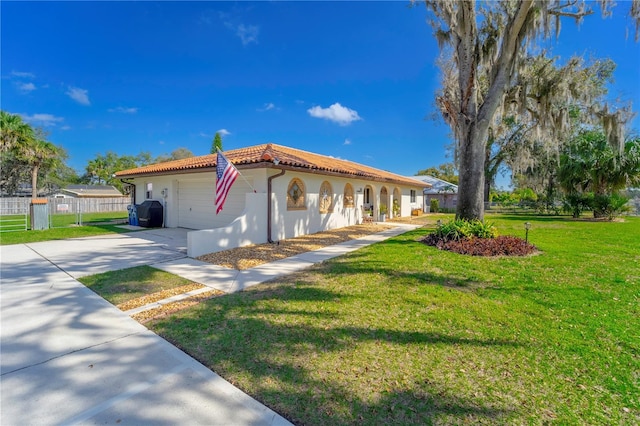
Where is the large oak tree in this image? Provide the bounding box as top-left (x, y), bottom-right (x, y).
top-left (421, 0), bottom-right (640, 220)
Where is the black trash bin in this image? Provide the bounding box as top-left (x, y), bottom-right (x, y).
top-left (137, 200), bottom-right (163, 228)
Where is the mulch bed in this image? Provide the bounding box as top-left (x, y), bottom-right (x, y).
top-left (421, 234), bottom-right (538, 256)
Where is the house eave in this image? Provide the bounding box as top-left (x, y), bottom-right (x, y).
top-left (117, 162), bottom-right (425, 188)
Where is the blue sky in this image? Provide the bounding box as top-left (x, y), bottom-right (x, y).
top-left (2, 1), bottom-right (639, 188)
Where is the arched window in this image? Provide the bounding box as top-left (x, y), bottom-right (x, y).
top-left (343, 183), bottom-right (355, 208)
top-left (287, 178), bottom-right (306, 210)
top-left (319, 181), bottom-right (333, 213)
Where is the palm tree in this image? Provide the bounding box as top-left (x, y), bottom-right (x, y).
top-left (1, 111), bottom-right (34, 152)
top-left (17, 138), bottom-right (63, 198)
top-left (559, 130), bottom-right (640, 217)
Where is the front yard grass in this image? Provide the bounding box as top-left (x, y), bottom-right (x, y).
top-left (143, 215), bottom-right (639, 425)
top-left (78, 265), bottom-right (199, 307)
top-left (0, 223), bottom-right (130, 245)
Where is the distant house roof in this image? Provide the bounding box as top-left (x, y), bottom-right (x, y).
top-left (409, 175), bottom-right (458, 195)
top-left (62, 185), bottom-right (123, 198)
top-left (116, 143), bottom-right (428, 188)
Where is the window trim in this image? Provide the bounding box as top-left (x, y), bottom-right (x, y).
top-left (286, 178), bottom-right (307, 210)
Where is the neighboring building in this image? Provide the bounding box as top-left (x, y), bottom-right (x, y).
top-left (54, 185), bottom-right (124, 198)
top-left (116, 143), bottom-right (428, 257)
top-left (410, 175), bottom-right (458, 211)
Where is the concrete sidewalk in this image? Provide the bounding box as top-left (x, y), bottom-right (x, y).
top-left (1, 223), bottom-right (419, 425)
top-left (153, 224), bottom-right (419, 294)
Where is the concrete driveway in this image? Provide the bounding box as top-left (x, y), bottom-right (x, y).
top-left (0, 229), bottom-right (291, 425)
top-left (25, 227), bottom-right (190, 278)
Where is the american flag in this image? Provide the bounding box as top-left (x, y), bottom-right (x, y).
top-left (215, 151), bottom-right (239, 214)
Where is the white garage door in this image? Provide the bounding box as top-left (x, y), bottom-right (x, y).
top-left (178, 180), bottom-right (216, 229)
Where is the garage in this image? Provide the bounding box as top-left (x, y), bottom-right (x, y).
top-left (177, 179), bottom-right (215, 229)
top-left (177, 178), bottom-right (250, 230)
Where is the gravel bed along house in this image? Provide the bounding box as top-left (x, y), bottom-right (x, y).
top-left (196, 223), bottom-right (393, 270)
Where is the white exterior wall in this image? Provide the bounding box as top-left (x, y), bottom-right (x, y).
top-left (268, 171), bottom-right (423, 241)
top-left (132, 169), bottom-right (266, 229)
top-left (270, 172), bottom-right (357, 241)
top-left (188, 192), bottom-right (267, 257)
top-left (129, 168), bottom-right (423, 256)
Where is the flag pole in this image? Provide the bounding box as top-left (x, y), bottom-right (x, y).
top-left (217, 149), bottom-right (257, 193)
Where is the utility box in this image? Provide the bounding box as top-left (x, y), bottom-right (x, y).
top-left (137, 200), bottom-right (163, 228)
top-left (30, 199), bottom-right (50, 230)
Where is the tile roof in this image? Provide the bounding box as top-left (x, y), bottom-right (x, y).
top-left (116, 143), bottom-right (428, 188)
top-left (62, 185), bottom-right (124, 197)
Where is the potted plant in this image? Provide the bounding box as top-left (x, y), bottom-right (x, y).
top-left (379, 204), bottom-right (388, 222)
top-left (392, 199), bottom-right (400, 217)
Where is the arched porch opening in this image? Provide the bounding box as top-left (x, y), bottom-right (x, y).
top-left (379, 186), bottom-right (389, 220)
top-left (392, 187), bottom-right (401, 218)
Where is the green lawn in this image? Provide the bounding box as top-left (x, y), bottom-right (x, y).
top-left (0, 223), bottom-right (129, 245)
top-left (50, 211), bottom-right (128, 227)
top-left (0, 212), bottom-right (131, 245)
top-left (78, 265), bottom-right (198, 306)
top-left (145, 215), bottom-right (639, 425)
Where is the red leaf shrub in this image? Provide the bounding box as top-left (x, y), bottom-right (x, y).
top-left (421, 234), bottom-right (537, 256)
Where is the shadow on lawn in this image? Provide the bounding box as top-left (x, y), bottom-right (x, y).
top-left (152, 263), bottom-right (518, 425)
top-left (493, 214), bottom-right (575, 223)
top-left (327, 246), bottom-right (490, 292)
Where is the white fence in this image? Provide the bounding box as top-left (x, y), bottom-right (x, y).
top-left (0, 197), bottom-right (130, 215)
top-left (0, 197), bottom-right (131, 232)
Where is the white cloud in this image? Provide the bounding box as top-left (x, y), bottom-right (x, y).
top-left (60, 125), bottom-right (72, 131)
top-left (66, 86), bottom-right (90, 105)
top-left (258, 102), bottom-right (276, 112)
top-left (159, 140), bottom-right (165, 145)
top-left (307, 103), bottom-right (362, 126)
top-left (236, 24), bottom-right (259, 45)
top-left (12, 71), bottom-right (35, 78)
top-left (108, 106), bottom-right (138, 114)
top-left (217, 129), bottom-right (231, 137)
top-left (17, 82), bottom-right (36, 93)
top-left (20, 113), bottom-right (64, 127)
top-left (344, 138), bottom-right (352, 145)
top-left (220, 12), bottom-right (259, 46)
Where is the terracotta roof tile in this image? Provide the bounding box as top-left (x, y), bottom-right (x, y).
top-left (116, 143), bottom-right (428, 188)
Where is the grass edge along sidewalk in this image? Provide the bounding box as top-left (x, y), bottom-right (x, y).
top-left (143, 216), bottom-right (639, 425)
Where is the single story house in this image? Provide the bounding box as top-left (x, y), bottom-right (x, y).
top-left (116, 143), bottom-right (428, 257)
top-left (53, 185), bottom-right (124, 198)
top-left (409, 175), bottom-right (458, 211)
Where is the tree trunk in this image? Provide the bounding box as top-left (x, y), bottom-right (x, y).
top-left (31, 164), bottom-right (39, 199)
top-left (456, 123), bottom-right (487, 221)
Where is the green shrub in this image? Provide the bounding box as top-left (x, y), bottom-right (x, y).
top-left (563, 193), bottom-right (593, 218)
top-left (430, 198), bottom-right (439, 213)
top-left (563, 192), bottom-right (630, 219)
top-left (435, 219), bottom-right (497, 242)
top-left (592, 193), bottom-right (630, 219)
